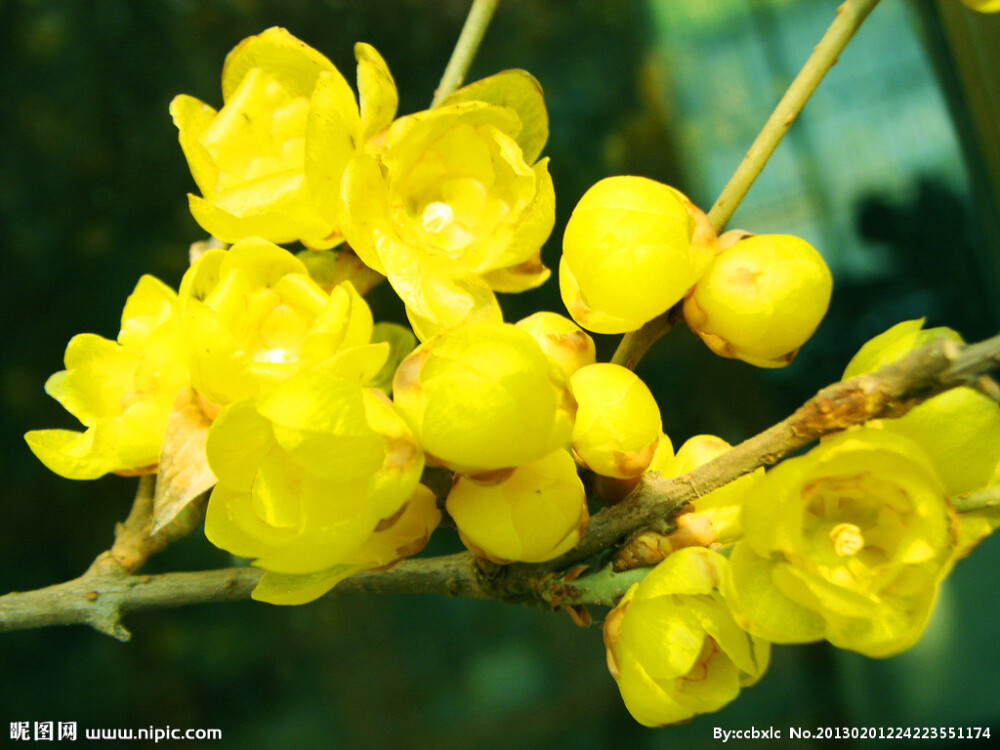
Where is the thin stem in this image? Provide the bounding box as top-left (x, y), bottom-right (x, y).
top-left (3, 331), bottom-right (997, 639)
top-left (613, 0), bottom-right (882, 370)
top-left (431, 0), bottom-right (500, 107)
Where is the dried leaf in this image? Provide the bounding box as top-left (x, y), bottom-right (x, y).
top-left (151, 387), bottom-right (217, 535)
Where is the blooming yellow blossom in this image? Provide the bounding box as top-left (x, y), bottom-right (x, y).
top-left (204, 360), bottom-right (425, 592)
top-left (559, 176), bottom-right (717, 334)
top-left (604, 547), bottom-right (770, 727)
top-left (569, 363), bottom-right (662, 478)
top-left (683, 233), bottom-right (832, 367)
top-left (446, 449), bottom-right (587, 563)
top-left (724, 429), bottom-right (955, 657)
top-left (171, 27), bottom-right (396, 248)
top-left (842, 319), bottom-right (1000, 496)
top-left (26, 276), bottom-right (187, 479)
top-left (249, 484), bottom-right (440, 605)
top-left (339, 70), bottom-right (555, 339)
top-left (392, 322), bottom-right (574, 473)
top-left (179, 237), bottom-right (385, 407)
top-left (961, 0), bottom-right (1000, 12)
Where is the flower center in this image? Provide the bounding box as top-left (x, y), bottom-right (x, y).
top-left (829, 522), bottom-right (864, 557)
top-left (421, 201), bottom-right (454, 234)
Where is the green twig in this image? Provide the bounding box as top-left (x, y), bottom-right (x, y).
top-left (613, 0), bottom-right (882, 370)
top-left (431, 0), bottom-right (500, 107)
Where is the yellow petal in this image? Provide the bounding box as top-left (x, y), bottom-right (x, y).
top-left (439, 69), bottom-right (549, 163)
top-left (355, 42), bottom-right (398, 142)
top-left (221, 27), bottom-right (336, 102)
top-left (252, 566), bottom-right (361, 605)
top-left (169, 94), bottom-right (220, 197)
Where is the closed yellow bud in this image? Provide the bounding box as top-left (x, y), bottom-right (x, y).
top-left (683, 234), bottom-right (831, 367)
top-left (559, 176), bottom-right (717, 334)
top-left (447, 449), bottom-right (587, 563)
top-left (569, 363), bottom-right (661, 478)
top-left (648, 434), bottom-right (763, 546)
top-left (604, 547), bottom-right (769, 726)
top-left (392, 322), bottom-right (573, 473)
top-left (515, 311), bottom-right (596, 379)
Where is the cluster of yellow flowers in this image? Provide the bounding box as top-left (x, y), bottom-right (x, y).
top-left (24, 25), bottom-right (1000, 727)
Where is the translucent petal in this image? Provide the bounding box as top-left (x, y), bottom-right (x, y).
top-left (169, 94), bottom-right (220, 197)
top-left (355, 42), bottom-right (398, 143)
top-left (221, 27), bottom-right (337, 102)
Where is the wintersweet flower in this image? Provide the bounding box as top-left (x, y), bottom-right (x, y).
top-left (26, 276), bottom-right (187, 479)
top-left (961, 0), bottom-right (1000, 12)
top-left (339, 71), bottom-right (555, 340)
top-left (446, 449), bottom-right (588, 563)
top-left (683, 233), bottom-right (832, 367)
top-left (724, 429), bottom-right (955, 658)
top-left (569, 363), bottom-right (662, 478)
top-left (203, 360), bottom-right (425, 595)
top-left (559, 176), bottom-right (717, 334)
top-left (249, 484), bottom-right (440, 605)
top-left (392, 322), bottom-right (574, 474)
top-left (843, 319), bottom-right (1000, 496)
top-left (179, 237), bottom-right (384, 407)
top-left (646, 434), bottom-right (763, 548)
top-left (171, 27), bottom-right (396, 248)
top-left (515, 311), bottom-right (596, 379)
top-left (604, 547), bottom-right (770, 727)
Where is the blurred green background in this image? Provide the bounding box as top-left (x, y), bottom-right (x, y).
top-left (1, 1), bottom-right (998, 748)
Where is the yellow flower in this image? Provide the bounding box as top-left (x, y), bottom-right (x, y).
top-left (446, 449), bottom-right (588, 563)
top-left (683, 233), bottom-right (832, 367)
top-left (647, 434), bottom-right (763, 547)
top-left (843, 319), bottom-right (1000, 496)
top-left (26, 276), bottom-right (187, 479)
top-left (339, 70), bottom-right (555, 339)
top-left (515, 311), bottom-right (596, 379)
top-left (559, 176), bottom-right (717, 334)
top-left (392, 322), bottom-right (574, 473)
top-left (569, 363), bottom-right (662, 478)
top-left (961, 0), bottom-right (1000, 11)
top-left (248, 484), bottom-right (441, 605)
top-left (179, 237), bottom-right (385, 407)
top-left (171, 27), bottom-right (396, 248)
top-left (204, 360), bottom-right (425, 597)
top-left (604, 547), bottom-right (769, 727)
top-left (724, 429), bottom-right (955, 657)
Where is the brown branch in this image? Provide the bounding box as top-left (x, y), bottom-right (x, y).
top-left (2, 332), bottom-right (998, 639)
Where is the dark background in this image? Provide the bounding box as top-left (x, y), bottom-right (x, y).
top-left (1, 1), bottom-right (998, 748)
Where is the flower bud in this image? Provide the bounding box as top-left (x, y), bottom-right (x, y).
top-left (648, 435), bottom-right (763, 546)
top-left (961, 0), bottom-right (1000, 12)
top-left (724, 428), bottom-right (954, 657)
top-left (392, 322), bottom-right (573, 473)
top-left (683, 234), bottom-right (831, 367)
top-left (26, 275), bottom-right (187, 479)
top-left (250, 484), bottom-right (440, 605)
top-left (569, 363), bottom-right (661, 478)
top-left (604, 547), bottom-right (769, 726)
top-left (559, 176), bottom-right (716, 334)
top-left (515, 311), bottom-right (596, 379)
top-left (446, 449), bottom-right (587, 563)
